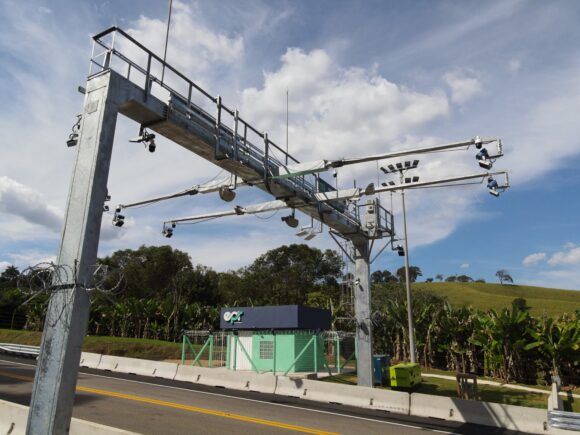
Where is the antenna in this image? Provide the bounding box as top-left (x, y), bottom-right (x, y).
top-left (285, 88), bottom-right (289, 165)
top-left (161, 0), bottom-right (173, 84)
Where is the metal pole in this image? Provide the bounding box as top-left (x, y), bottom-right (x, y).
top-left (353, 239), bottom-right (373, 387)
top-left (209, 334), bottom-right (214, 368)
top-left (400, 173), bottom-right (417, 364)
top-left (285, 89), bottom-right (289, 165)
top-left (181, 334), bottom-right (186, 365)
top-left (336, 334), bottom-right (341, 374)
top-left (27, 72), bottom-right (119, 434)
top-left (161, 0), bottom-right (173, 84)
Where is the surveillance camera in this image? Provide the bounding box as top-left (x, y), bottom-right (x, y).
top-left (474, 136), bottom-right (483, 149)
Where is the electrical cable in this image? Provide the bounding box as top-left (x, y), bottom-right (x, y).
top-left (253, 209), bottom-right (280, 220)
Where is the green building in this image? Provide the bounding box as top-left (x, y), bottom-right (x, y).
top-left (221, 305), bottom-right (330, 373)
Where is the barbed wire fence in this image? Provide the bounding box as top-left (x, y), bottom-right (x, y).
top-left (9, 260), bottom-right (127, 332)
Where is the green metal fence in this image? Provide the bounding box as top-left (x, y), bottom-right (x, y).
top-left (181, 330), bottom-right (357, 375)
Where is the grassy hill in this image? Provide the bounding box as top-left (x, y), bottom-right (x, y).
top-left (413, 282), bottom-right (580, 317)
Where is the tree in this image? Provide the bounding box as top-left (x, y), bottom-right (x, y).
top-left (233, 244), bottom-right (342, 305)
top-left (395, 266), bottom-right (422, 283)
top-left (0, 265), bottom-right (20, 289)
top-left (496, 270), bottom-right (514, 285)
top-left (456, 275), bottom-right (473, 283)
top-left (512, 298), bottom-right (529, 312)
top-left (445, 275), bottom-right (457, 282)
top-left (425, 278), bottom-right (434, 283)
top-left (435, 274), bottom-right (444, 282)
top-left (371, 269), bottom-right (397, 284)
top-left (475, 278), bottom-right (486, 283)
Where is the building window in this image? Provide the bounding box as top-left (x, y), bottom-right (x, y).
top-left (260, 340), bottom-right (274, 359)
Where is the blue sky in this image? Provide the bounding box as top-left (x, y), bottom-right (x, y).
top-left (0, 0), bottom-right (579, 291)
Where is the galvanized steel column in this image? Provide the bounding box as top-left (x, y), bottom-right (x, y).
top-left (353, 239), bottom-right (373, 387)
top-left (27, 72), bottom-right (119, 434)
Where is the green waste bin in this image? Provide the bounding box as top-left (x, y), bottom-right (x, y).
top-left (389, 363), bottom-right (421, 388)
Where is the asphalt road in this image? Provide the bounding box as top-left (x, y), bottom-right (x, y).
top-left (0, 355), bottom-right (522, 435)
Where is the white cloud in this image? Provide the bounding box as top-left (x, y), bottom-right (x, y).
top-left (548, 244), bottom-right (580, 266)
top-left (522, 252), bottom-right (547, 267)
top-left (0, 261), bottom-right (11, 272)
top-left (460, 263), bottom-right (469, 269)
top-left (8, 250), bottom-right (56, 268)
top-left (0, 176), bottom-right (62, 232)
top-left (508, 58), bottom-right (522, 74)
top-left (241, 47), bottom-right (449, 161)
top-left (443, 69), bottom-right (483, 104)
top-left (123, 1), bottom-right (244, 91)
top-left (533, 269), bottom-right (580, 291)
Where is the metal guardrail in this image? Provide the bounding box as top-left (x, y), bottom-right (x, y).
top-left (0, 343), bottom-right (40, 357)
top-left (549, 410), bottom-right (580, 431)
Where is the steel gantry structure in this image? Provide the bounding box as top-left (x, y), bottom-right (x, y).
top-left (28, 26), bottom-right (509, 433)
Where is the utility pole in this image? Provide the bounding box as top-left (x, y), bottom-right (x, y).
top-left (400, 172), bottom-right (416, 364)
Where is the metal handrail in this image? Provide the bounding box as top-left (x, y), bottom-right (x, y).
top-left (89, 27), bottom-right (361, 225)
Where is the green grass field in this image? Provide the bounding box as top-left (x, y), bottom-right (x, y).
top-left (413, 282), bottom-right (580, 317)
top-left (0, 329), bottom-right (183, 360)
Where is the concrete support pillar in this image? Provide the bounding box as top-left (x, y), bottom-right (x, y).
top-left (353, 239), bottom-right (373, 387)
top-left (27, 73), bottom-right (119, 434)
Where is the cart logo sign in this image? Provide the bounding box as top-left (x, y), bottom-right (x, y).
top-left (223, 310), bottom-right (244, 324)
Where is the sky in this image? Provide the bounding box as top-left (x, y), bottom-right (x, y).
top-left (0, 0), bottom-right (580, 291)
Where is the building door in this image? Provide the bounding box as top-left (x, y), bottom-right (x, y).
top-left (231, 331), bottom-right (253, 370)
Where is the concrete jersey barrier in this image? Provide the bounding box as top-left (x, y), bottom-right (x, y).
top-left (79, 352), bottom-right (102, 369)
top-left (97, 355), bottom-right (178, 379)
top-left (410, 392), bottom-right (549, 434)
top-left (175, 365), bottom-right (277, 394)
top-left (0, 399), bottom-right (141, 435)
top-left (275, 376), bottom-right (410, 415)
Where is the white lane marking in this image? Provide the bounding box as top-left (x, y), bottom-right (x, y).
top-left (0, 358), bottom-right (456, 434)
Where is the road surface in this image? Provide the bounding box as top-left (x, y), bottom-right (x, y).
top-left (0, 355), bottom-right (521, 435)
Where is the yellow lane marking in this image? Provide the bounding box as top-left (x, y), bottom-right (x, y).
top-left (0, 370), bottom-right (339, 435)
top-left (0, 370), bottom-right (32, 382)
